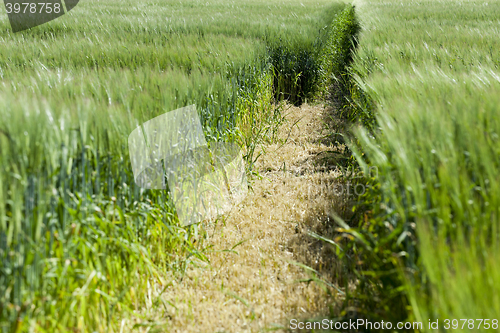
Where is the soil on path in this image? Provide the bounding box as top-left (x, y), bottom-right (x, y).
top-left (145, 104), bottom-right (348, 333)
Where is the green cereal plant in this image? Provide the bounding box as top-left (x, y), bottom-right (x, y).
top-left (331, 0), bottom-right (500, 329)
top-left (0, 0), bottom-right (346, 331)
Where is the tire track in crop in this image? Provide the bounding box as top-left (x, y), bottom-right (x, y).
top-left (135, 104), bottom-right (348, 333)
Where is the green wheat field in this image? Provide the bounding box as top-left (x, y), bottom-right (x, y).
top-left (1, 0), bottom-right (499, 331)
top-left (344, 0), bottom-right (500, 330)
top-left (0, 0), bottom-right (349, 331)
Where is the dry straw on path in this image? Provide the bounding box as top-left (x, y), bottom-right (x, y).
top-left (134, 104), bottom-right (347, 333)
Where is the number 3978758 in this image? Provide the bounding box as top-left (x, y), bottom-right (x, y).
top-left (444, 319), bottom-right (498, 330)
top-left (5, 3), bottom-right (62, 14)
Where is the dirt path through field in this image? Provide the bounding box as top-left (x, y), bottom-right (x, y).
top-left (143, 104), bottom-right (347, 333)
